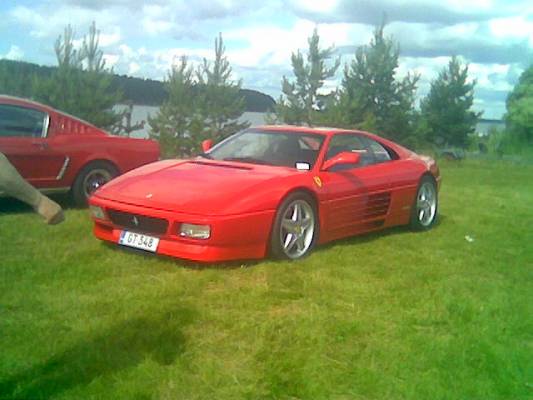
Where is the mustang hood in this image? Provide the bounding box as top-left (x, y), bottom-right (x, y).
top-left (95, 159), bottom-right (297, 215)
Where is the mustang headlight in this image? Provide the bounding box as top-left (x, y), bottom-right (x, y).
top-left (179, 223), bottom-right (211, 239)
top-left (89, 205), bottom-right (106, 220)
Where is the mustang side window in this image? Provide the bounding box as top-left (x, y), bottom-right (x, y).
top-left (0, 104), bottom-right (47, 138)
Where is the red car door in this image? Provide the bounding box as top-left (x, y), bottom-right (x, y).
top-left (319, 133), bottom-right (394, 240)
top-left (0, 103), bottom-right (66, 188)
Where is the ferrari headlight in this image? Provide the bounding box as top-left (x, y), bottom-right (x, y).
top-left (89, 205), bottom-right (106, 220)
top-left (179, 223), bottom-right (211, 239)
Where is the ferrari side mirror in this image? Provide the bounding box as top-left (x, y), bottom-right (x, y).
top-left (202, 139), bottom-right (213, 153)
top-left (322, 151), bottom-right (361, 171)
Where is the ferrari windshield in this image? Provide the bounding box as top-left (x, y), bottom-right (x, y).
top-left (205, 129), bottom-right (325, 169)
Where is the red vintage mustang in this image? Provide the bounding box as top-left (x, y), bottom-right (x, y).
top-left (89, 126), bottom-right (440, 262)
top-left (0, 95), bottom-right (160, 205)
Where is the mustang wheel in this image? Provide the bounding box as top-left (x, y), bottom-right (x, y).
top-left (72, 161), bottom-right (118, 207)
top-left (271, 193), bottom-right (318, 260)
top-left (410, 176), bottom-right (438, 230)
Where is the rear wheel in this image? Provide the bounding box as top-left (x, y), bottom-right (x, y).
top-left (270, 192), bottom-right (318, 260)
top-left (72, 161), bottom-right (118, 207)
top-left (410, 176), bottom-right (438, 230)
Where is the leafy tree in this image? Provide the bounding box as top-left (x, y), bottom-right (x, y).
top-left (275, 28), bottom-right (340, 126)
top-left (196, 33), bottom-right (250, 142)
top-left (340, 23), bottom-right (419, 144)
top-left (148, 56), bottom-right (200, 158)
top-left (504, 64), bottom-right (533, 143)
top-left (33, 23), bottom-right (121, 129)
top-left (149, 34), bottom-right (248, 158)
top-left (419, 56), bottom-right (481, 148)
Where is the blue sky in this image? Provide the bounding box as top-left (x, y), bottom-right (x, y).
top-left (1, 0), bottom-right (532, 118)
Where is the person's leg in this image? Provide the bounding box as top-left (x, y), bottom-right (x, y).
top-left (0, 152), bottom-right (64, 224)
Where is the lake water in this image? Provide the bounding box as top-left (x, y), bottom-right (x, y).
top-left (116, 104), bottom-right (268, 138)
top-left (117, 105), bottom-right (499, 138)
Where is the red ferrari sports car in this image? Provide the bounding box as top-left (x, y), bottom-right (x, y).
top-left (89, 126), bottom-right (440, 262)
top-left (0, 95), bottom-right (160, 205)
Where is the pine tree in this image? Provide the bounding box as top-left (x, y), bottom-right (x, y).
top-left (275, 28), bottom-right (340, 126)
top-left (420, 56), bottom-right (481, 148)
top-left (148, 56), bottom-right (200, 158)
top-left (504, 64), bottom-right (533, 143)
top-left (33, 23), bottom-right (121, 129)
top-left (341, 23), bottom-right (419, 144)
top-left (196, 33), bottom-right (249, 142)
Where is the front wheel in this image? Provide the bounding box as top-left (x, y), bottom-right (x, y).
top-left (410, 176), bottom-right (438, 230)
top-left (72, 161), bottom-right (118, 207)
top-left (270, 193), bottom-right (318, 260)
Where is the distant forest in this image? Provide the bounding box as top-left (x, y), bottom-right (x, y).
top-left (0, 59), bottom-right (276, 112)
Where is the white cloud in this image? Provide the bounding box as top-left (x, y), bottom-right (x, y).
top-left (489, 16), bottom-right (533, 46)
top-left (141, 4), bottom-right (174, 36)
top-left (128, 62), bottom-right (140, 74)
top-left (99, 29), bottom-right (122, 47)
top-left (225, 20), bottom-right (364, 69)
top-left (102, 54), bottom-right (119, 68)
top-left (10, 5), bottom-right (119, 40)
top-left (2, 45), bottom-right (24, 60)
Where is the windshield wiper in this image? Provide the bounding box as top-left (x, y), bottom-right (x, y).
top-left (199, 152), bottom-right (213, 159)
top-left (223, 157), bottom-right (273, 166)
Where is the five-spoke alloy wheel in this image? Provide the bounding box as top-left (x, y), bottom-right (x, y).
top-left (271, 193), bottom-right (318, 259)
top-left (410, 176), bottom-right (438, 230)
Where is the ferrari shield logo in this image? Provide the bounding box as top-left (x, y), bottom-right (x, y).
top-left (313, 176), bottom-right (322, 188)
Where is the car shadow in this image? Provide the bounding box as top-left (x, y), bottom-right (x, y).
top-left (0, 307), bottom-right (195, 399)
top-left (317, 214), bottom-right (447, 252)
top-left (102, 242), bottom-right (260, 270)
top-left (108, 215), bottom-right (448, 270)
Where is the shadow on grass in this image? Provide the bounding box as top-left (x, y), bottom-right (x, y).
top-left (0, 194), bottom-right (74, 215)
top-left (0, 307), bottom-right (194, 399)
top-left (315, 213), bottom-right (447, 253)
top-left (103, 241), bottom-right (262, 270)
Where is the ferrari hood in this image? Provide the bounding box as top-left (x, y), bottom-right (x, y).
top-left (95, 159), bottom-right (296, 215)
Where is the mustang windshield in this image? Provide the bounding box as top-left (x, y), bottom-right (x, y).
top-left (206, 129), bottom-right (325, 169)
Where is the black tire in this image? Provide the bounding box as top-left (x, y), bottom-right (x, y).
top-left (270, 192), bottom-right (319, 260)
top-left (72, 161), bottom-right (118, 207)
top-left (410, 175), bottom-right (438, 231)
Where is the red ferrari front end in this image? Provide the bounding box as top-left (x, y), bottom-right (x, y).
top-left (89, 196), bottom-right (275, 262)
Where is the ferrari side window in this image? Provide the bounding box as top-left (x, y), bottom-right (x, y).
top-left (326, 134), bottom-right (375, 166)
top-left (360, 137), bottom-right (393, 164)
top-left (0, 104), bottom-right (47, 138)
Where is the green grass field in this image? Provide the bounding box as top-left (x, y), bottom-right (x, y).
top-left (0, 160), bottom-right (531, 399)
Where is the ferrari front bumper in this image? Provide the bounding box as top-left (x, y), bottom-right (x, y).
top-left (89, 196), bottom-right (275, 262)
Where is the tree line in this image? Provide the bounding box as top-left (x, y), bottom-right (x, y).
top-left (273, 25), bottom-right (480, 150)
top-left (0, 22), bottom-right (531, 158)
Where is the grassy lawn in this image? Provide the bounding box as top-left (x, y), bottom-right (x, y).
top-left (0, 160), bottom-right (531, 399)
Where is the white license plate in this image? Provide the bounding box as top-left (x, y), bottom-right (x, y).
top-left (119, 231), bottom-right (159, 252)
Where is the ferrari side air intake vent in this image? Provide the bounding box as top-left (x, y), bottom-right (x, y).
top-left (365, 192), bottom-right (391, 219)
top-left (107, 209), bottom-right (169, 235)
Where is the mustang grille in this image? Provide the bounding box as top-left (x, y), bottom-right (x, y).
top-left (107, 209), bottom-right (168, 235)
